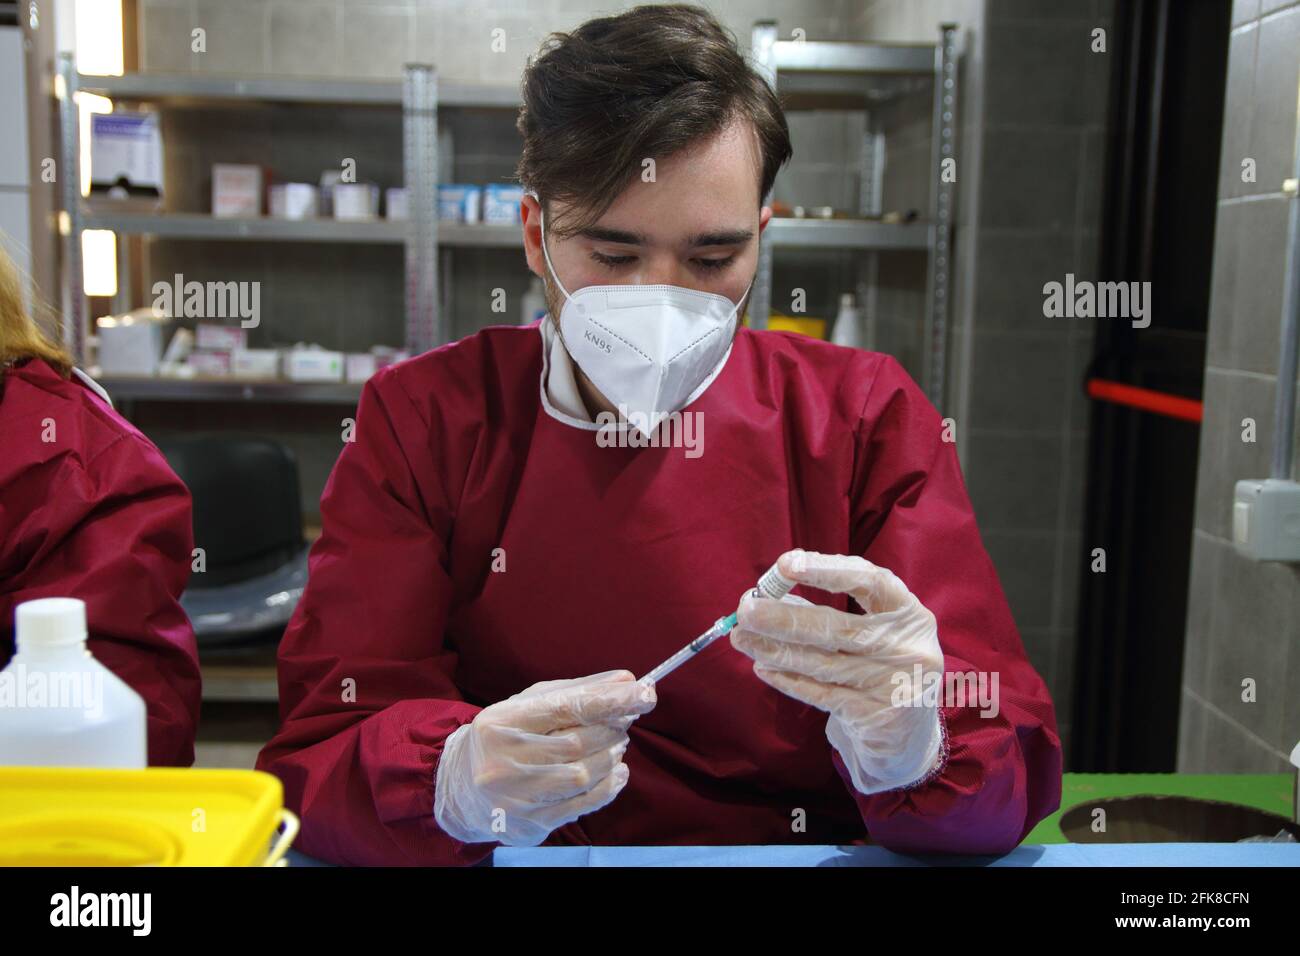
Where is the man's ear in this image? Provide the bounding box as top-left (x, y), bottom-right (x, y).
top-left (521, 192), bottom-right (545, 279)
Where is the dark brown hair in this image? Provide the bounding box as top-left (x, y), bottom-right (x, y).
top-left (515, 4), bottom-right (793, 238)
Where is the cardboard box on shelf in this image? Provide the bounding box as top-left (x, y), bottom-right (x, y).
top-left (285, 348), bottom-right (344, 382)
top-left (483, 184), bottom-right (524, 224)
top-left (212, 164), bottom-right (263, 218)
top-left (195, 324), bottom-right (248, 352)
top-left (96, 310), bottom-right (168, 376)
top-left (437, 184), bottom-right (481, 223)
top-left (90, 111), bottom-right (164, 198)
top-left (187, 350), bottom-right (231, 377)
top-left (231, 348), bottom-right (281, 379)
top-left (345, 353), bottom-right (378, 383)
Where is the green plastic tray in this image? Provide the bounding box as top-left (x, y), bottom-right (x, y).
top-left (1024, 773), bottom-right (1295, 844)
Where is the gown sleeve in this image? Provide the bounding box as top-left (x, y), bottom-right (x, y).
top-left (254, 369), bottom-right (490, 866)
top-left (1, 431), bottom-right (201, 767)
top-left (833, 353), bottom-right (1063, 855)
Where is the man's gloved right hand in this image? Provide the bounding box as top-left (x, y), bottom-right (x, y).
top-left (433, 669), bottom-right (656, 846)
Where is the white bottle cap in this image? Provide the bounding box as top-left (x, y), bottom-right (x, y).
top-left (15, 598), bottom-right (88, 650)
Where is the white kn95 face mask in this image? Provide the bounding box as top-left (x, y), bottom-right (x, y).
top-left (533, 195), bottom-right (753, 437)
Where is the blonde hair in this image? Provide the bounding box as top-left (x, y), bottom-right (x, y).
top-left (0, 245), bottom-right (72, 378)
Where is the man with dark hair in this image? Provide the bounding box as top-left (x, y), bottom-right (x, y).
top-left (258, 4), bottom-right (1061, 865)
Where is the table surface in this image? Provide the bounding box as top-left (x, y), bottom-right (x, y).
top-left (284, 842), bottom-right (1300, 867)
top-left (282, 773), bottom-right (1300, 865)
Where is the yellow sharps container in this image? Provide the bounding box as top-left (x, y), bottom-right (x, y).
top-left (0, 766), bottom-right (299, 866)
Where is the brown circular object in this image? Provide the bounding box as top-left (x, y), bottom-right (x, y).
top-left (1059, 795), bottom-right (1300, 843)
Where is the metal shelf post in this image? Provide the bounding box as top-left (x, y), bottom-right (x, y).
top-left (748, 21), bottom-right (961, 409)
top-left (404, 63), bottom-right (440, 355)
top-left (57, 52), bottom-right (85, 364)
top-left (922, 24), bottom-right (959, 408)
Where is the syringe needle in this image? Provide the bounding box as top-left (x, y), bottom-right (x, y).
top-left (639, 613), bottom-right (737, 686)
top-left (637, 558), bottom-right (798, 686)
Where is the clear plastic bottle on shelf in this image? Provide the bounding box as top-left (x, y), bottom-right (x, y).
top-left (831, 293), bottom-right (864, 349)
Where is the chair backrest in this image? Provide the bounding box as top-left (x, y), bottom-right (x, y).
top-left (157, 434), bottom-right (305, 588)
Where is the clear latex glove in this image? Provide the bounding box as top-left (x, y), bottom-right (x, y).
top-left (434, 669), bottom-right (656, 846)
top-left (731, 550), bottom-right (947, 796)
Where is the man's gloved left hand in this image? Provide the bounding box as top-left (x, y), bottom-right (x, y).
top-left (731, 549), bottom-right (947, 796)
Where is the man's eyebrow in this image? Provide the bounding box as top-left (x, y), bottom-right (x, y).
top-left (688, 228), bottom-right (754, 247)
top-left (575, 226), bottom-right (754, 247)
top-left (577, 226), bottom-right (648, 245)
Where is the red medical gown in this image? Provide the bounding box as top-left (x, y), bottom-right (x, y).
top-left (0, 358), bottom-right (201, 766)
top-left (256, 324), bottom-right (1062, 864)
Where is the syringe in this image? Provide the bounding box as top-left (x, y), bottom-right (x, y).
top-left (638, 560), bottom-right (797, 686)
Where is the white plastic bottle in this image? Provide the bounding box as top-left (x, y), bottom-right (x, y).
top-left (521, 276), bottom-right (547, 325)
top-left (831, 292), bottom-right (864, 349)
top-left (0, 598), bottom-right (147, 767)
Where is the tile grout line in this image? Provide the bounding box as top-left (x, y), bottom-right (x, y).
top-left (1183, 686), bottom-right (1294, 765)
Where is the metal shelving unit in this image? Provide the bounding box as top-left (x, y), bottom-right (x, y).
top-left (57, 59), bottom-right (523, 387)
top-left (765, 217), bottom-right (929, 251)
top-left (75, 71), bottom-right (521, 109)
top-left (52, 66), bottom-right (523, 700)
top-left (95, 376), bottom-right (363, 405)
top-left (79, 211), bottom-right (526, 247)
top-left (76, 72), bottom-right (408, 106)
top-left (750, 22), bottom-right (959, 406)
top-left (80, 211), bottom-right (405, 243)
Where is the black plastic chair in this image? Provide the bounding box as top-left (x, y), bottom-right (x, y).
top-left (158, 434), bottom-right (310, 647)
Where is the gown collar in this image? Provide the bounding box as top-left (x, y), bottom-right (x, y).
top-left (537, 316), bottom-right (598, 428)
top-left (536, 316), bottom-right (737, 433)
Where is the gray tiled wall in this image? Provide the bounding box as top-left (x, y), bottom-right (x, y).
top-left (852, 0), bottom-right (1111, 763)
top-left (140, 0), bottom-right (863, 79)
top-left (1179, 0), bottom-right (1300, 774)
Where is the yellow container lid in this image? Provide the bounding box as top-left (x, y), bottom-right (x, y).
top-left (0, 766), bottom-right (298, 867)
top-left (742, 313), bottom-right (828, 340)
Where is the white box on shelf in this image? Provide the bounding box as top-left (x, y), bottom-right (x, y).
top-left (286, 348), bottom-right (344, 382)
top-left (268, 183), bottom-right (319, 220)
top-left (96, 311), bottom-right (165, 376)
top-left (385, 187), bottom-right (409, 221)
top-left (212, 163), bottom-right (263, 218)
top-left (373, 347), bottom-right (410, 371)
top-left (437, 184), bottom-right (481, 222)
top-left (195, 323), bottom-right (248, 352)
top-left (345, 352), bottom-right (378, 383)
top-left (187, 350), bottom-right (231, 377)
top-left (232, 348), bottom-right (281, 379)
top-left (334, 183), bottom-right (380, 221)
top-left (482, 184), bottom-right (524, 224)
top-left (89, 111), bottom-right (164, 197)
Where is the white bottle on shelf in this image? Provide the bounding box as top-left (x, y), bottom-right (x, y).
top-left (831, 293), bottom-right (864, 349)
top-left (0, 598), bottom-right (147, 768)
top-left (521, 277), bottom-right (547, 325)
